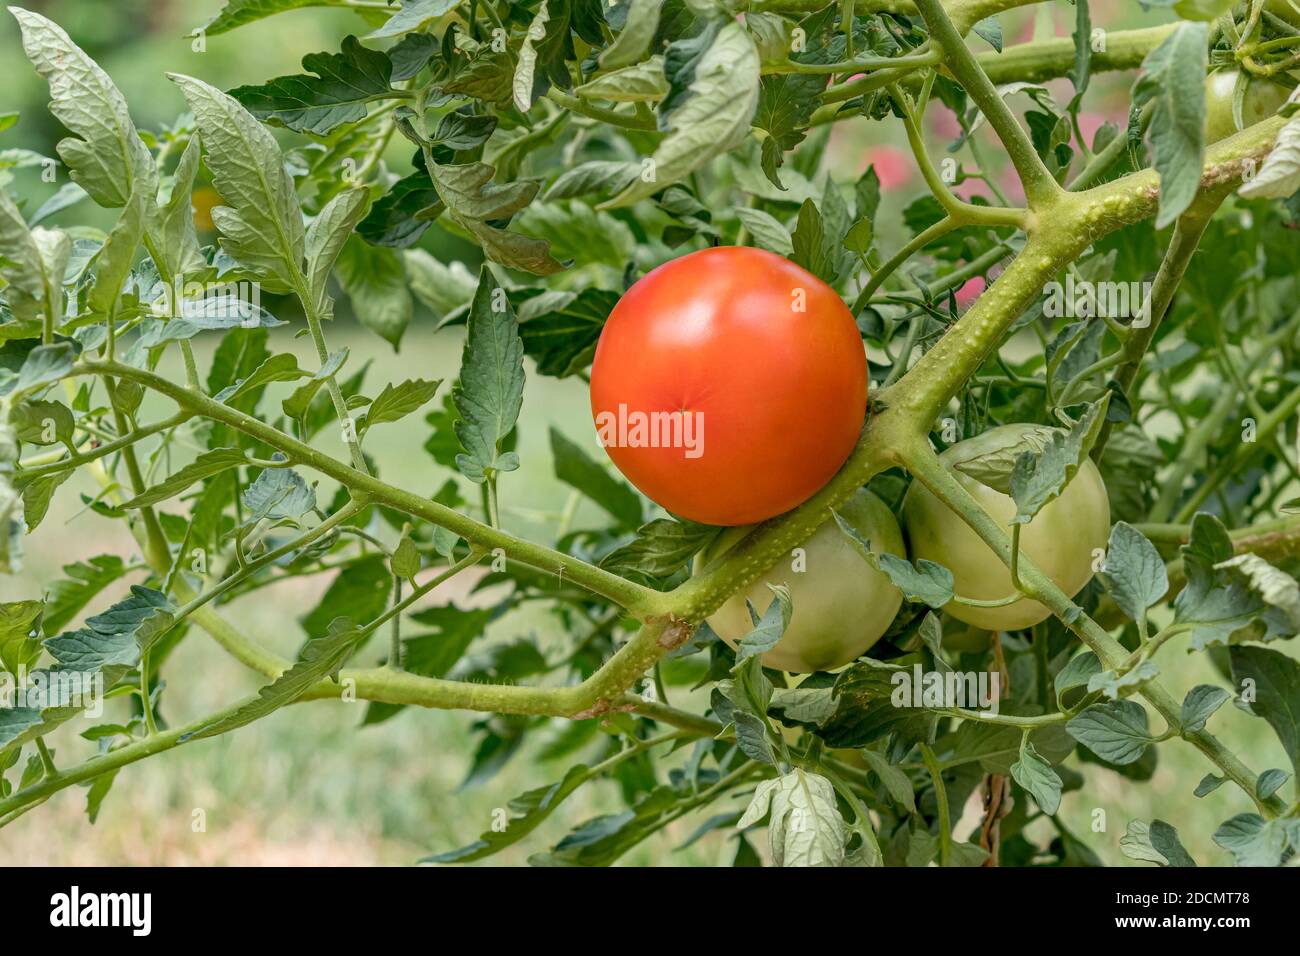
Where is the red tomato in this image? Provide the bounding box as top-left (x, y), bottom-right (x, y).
top-left (589, 246), bottom-right (867, 526)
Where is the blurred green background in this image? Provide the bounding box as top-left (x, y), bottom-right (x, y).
top-left (3, 0), bottom-right (1291, 866)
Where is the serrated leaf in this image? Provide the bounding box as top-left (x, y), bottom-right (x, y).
top-left (362, 378), bottom-right (441, 433)
top-left (430, 161), bottom-right (563, 274)
top-left (214, 352), bottom-right (306, 404)
top-left (1066, 699), bottom-right (1153, 765)
top-left (153, 135), bottom-right (206, 280)
top-left (181, 618), bottom-right (366, 742)
top-left (10, 8), bottom-right (157, 209)
top-left (734, 207), bottom-right (792, 255)
top-left (951, 425), bottom-right (1057, 494)
top-left (1132, 21), bottom-right (1208, 227)
top-left (1087, 660), bottom-right (1159, 700)
top-left (1239, 96), bottom-right (1300, 199)
top-left (599, 0), bottom-right (660, 68)
top-left (335, 237), bottom-right (413, 348)
top-left (87, 188), bottom-right (147, 319)
top-left (202, 0), bottom-right (332, 35)
top-left (834, 512), bottom-right (952, 607)
top-left (44, 585), bottom-right (174, 672)
top-left (120, 448), bottom-right (248, 510)
top-left (737, 769), bottom-right (848, 867)
top-left (40, 556), bottom-right (129, 636)
top-left (601, 22), bottom-right (759, 209)
top-left (422, 762), bottom-right (599, 863)
top-left (600, 518), bottom-right (719, 580)
top-left (390, 532), bottom-right (420, 581)
top-left (0, 599), bottom-right (44, 676)
top-left (1099, 522), bottom-right (1168, 626)
top-left (169, 73), bottom-right (305, 292)
top-left (576, 57), bottom-right (667, 102)
top-left (453, 268), bottom-right (525, 482)
top-left (545, 160), bottom-right (639, 201)
top-left (514, 1), bottom-right (551, 113)
top-left (230, 36), bottom-right (394, 135)
top-left (1180, 684), bottom-right (1230, 733)
top-left (1009, 397), bottom-right (1108, 523)
top-left (1213, 553), bottom-right (1300, 633)
top-left (240, 463), bottom-right (315, 527)
top-left (1230, 645), bottom-right (1300, 779)
top-left (305, 187), bottom-right (370, 315)
top-left (1211, 813), bottom-right (1288, 866)
top-left (366, 0), bottom-right (460, 40)
top-left (1010, 739), bottom-right (1062, 814)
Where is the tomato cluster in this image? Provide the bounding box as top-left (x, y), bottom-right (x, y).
top-left (591, 249), bottom-right (1113, 673)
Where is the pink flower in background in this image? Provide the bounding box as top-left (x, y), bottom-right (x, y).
top-left (928, 108), bottom-right (962, 140)
top-left (955, 276), bottom-right (986, 310)
top-left (864, 145), bottom-right (913, 190)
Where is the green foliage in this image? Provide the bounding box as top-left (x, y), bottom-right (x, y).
top-left (0, 0), bottom-right (1298, 870)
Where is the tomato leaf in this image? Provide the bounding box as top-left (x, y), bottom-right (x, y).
top-left (452, 268), bottom-right (525, 483)
top-left (1066, 699), bottom-right (1153, 765)
top-left (229, 36), bottom-right (394, 135)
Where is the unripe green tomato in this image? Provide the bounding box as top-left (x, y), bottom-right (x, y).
top-left (697, 489), bottom-right (905, 673)
top-left (901, 424), bottom-right (1111, 632)
top-left (1205, 70), bottom-right (1292, 143)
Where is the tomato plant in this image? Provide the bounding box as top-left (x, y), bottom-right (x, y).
top-left (590, 246), bottom-right (866, 526)
top-left (2, 0), bottom-right (1300, 872)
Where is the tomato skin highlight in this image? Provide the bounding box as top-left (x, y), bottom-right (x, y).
top-left (589, 246), bottom-right (867, 526)
top-left (696, 488), bottom-right (905, 673)
top-left (901, 424), bottom-right (1111, 632)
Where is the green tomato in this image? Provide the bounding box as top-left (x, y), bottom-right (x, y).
top-left (1205, 70), bottom-right (1292, 144)
top-left (901, 424), bottom-right (1111, 632)
top-left (698, 488), bottom-right (905, 673)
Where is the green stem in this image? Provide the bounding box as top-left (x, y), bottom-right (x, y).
top-left (919, 743), bottom-right (952, 866)
top-left (35, 738), bottom-right (58, 778)
top-left (1092, 192), bottom-right (1225, 460)
top-left (911, 0), bottom-right (1061, 207)
top-left (17, 411), bottom-right (192, 480)
top-left (73, 359), bottom-right (663, 617)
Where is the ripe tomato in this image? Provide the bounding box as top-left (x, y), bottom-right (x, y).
top-left (901, 424), bottom-right (1111, 632)
top-left (1205, 70), bottom-right (1292, 143)
top-left (589, 246), bottom-right (867, 526)
top-left (696, 488), bottom-right (904, 672)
